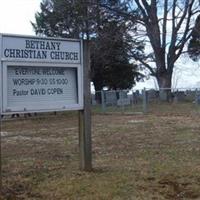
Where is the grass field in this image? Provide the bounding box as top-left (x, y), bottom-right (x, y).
top-left (1, 103), bottom-right (200, 199)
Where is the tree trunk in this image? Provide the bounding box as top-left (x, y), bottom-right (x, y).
top-left (157, 72), bottom-right (172, 102)
top-left (93, 82), bottom-right (103, 104)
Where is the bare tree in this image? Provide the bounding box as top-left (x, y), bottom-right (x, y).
top-left (117, 0), bottom-right (199, 94)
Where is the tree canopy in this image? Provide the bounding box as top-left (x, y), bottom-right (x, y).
top-left (188, 14), bottom-right (200, 61)
top-left (91, 20), bottom-right (143, 90)
top-left (32, 0), bottom-right (143, 90)
top-left (106, 0), bottom-right (199, 90)
top-left (32, 0), bottom-right (199, 93)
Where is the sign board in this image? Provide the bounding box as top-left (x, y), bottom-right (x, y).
top-left (0, 34), bottom-right (83, 114)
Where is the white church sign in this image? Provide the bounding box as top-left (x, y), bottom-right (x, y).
top-left (0, 34), bottom-right (83, 114)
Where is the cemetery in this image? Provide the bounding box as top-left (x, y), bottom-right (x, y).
top-left (1, 104), bottom-right (200, 199)
top-left (1, 33), bottom-right (200, 200)
top-left (0, 0), bottom-right (200, 199)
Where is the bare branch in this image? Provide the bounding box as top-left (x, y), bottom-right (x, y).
top-left (162, 0), bottom-right (168, 49)
top-left (134, 0), bottom-right (148, 19)
top-left (168, 0), bottom-right (196, 69)
top-left (130, 52), bottom-right (156, 76)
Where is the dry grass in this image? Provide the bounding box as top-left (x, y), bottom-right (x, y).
top-left (1, 103), bottom-right (200, 199)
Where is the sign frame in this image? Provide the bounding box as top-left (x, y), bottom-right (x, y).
top-left (0, 33), bottom-right (84, 114)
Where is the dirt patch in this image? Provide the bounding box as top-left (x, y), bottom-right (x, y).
top-left (158, 175), bottom-right (200, 199)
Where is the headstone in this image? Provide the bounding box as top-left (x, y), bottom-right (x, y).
top-left (173, 95), bottom-right (178, 103)
top-left (185, 90), bottom-right (196, 101)
top-left (119, 91), bottom-right (128, 99)
top-left (134, 90), bottom-right (143, 103)
top-left (132, 92), bottom-right (138, 104)
top-left (117, 98), bottom-right (131, 106)
top-left (174, 91), bottom-right (185, 102)
top-left (132, 91), bottom-right (141, 104)
top-left (147, 89), bottom-right (159, 101)
top-left (159, 90), bottom-right (168, 101)
top-left (196, 94), bottom-right (200, 105)
top-left (105, 91), bottom-right (117, 106)
top-left (91, 94), bottom-right (96, 105)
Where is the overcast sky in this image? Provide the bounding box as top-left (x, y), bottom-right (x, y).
top-left (0, 0), bottom-right (199, 90)
top-left (0, 0), bottom-right (41, 35)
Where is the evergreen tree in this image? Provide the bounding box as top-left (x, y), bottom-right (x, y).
top-left (188, 14), bottom-right (200, 61)
top-left (32, 0), bottom-right (95, 39)
top-left (32, 0), bottom-right (144, 90)
top-left (91, 20), bottom-right (143, 90)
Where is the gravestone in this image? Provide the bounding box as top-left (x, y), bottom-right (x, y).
top-left (174, 91), bottom-right (186, 102)
top-left (117, 91), bottom-right (130, 106)
top-left (119, 91), bottom-right (128, 99)
top-left (91, 94), bottom-right (96, 105)
top-left (159, 90), bottom-right (168, 101)
top-left (196, 94), bottom-right (200, 105)
top-left (132, 92), bottom-right (138, 104)
top-left (117, 98), bottom-right (130, 106)
top-left (147, 90), bottom-right (159, 101)
top-left (133, 90), bottom-right (143, 103)
top-left (105, 91), bottom-right (117, 106)
top-left (185, 90), bottom-right (196, 101)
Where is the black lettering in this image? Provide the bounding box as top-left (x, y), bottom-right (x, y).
top-left (25, 40), bottom-right (31, 48)
top-left (40, 41), bottom-right (45, 49)
top-left (50, 51), bottom-right (79, 61)
top-left (65, 52), bottom-right (70, 60)
top-left (34, 41), bottom-right (40, 49)
top-left (47, 88), bottom-right (63, 95)
top-left (13, 79), bottom-right (20, 85)
top-left (50, 51), bottom-right (60, 60)
top-left (56, 78), bottom-right (68, 85)
top-left (56, 42), bottom-right (61, 50)
top-left (28, 50), bottom-right (33, 58)
top-left (30, 41), bottom-right (35, 49)
top-left (13, 89), bottom-right (28, 96)
top-left (4, 49), bottom-right (9, 57)
top-left (9, 49), bottom-right (15, 58)
top-left (42, 51), bottom-right (47, 59)
top-left (24, 49), bottom-right (29, 58)
top-left (12, 78), bottom-right (35, 85)
top-left (60, 52), bottom-right (65, 60)
top-left (13, 89), bottom-right (17, 96)
top-left (30, 89), bottom-right (34, 95)
top-left (30, 88), bottom-right (46, 95)
top-left (46, 42), bottom-right (50, 50)
top-left (15, 49), bottom-right (21, 58)
top-left (15, 68), bottom-right (19, 75)
top-left (51, 42), bottom-right (56, 50)
top-left (74, 52), bottom-right (78, 60)
top-left (36, 51), bottom-right (42, 59)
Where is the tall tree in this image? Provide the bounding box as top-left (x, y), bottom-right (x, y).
top-left (188, 14), bottom-right (200, 61)
top-left (91, 20), bottom-right (143, 90)
top-left (32, 0), bottom-right (144, 90)
top-left (32, 0), bottom-right (95, 39)
top-left (102, 0), bottom-right (199, 91)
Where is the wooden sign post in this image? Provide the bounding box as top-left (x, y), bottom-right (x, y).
top-left (79, 40), bottom-right (92, 171)
top-left (0, 115), bottom-right (1, 194)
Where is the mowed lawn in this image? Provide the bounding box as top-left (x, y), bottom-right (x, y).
top-left (1, 103), bottom-right (200, 199)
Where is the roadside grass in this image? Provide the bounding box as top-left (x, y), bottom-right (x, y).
top-left (1, 104), bottom-right (200, 199)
